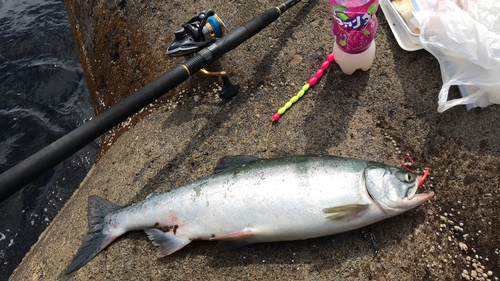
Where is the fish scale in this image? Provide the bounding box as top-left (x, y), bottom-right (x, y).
top-left (66, 155), bottom-right (433, 274)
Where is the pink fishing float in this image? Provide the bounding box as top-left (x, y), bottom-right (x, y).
top-left (272, 53), bottom-right (336, 121)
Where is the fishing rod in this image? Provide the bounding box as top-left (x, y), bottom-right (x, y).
top-left (0, 0), bottom-right (302, 203)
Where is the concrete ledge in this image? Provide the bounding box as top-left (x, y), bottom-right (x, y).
top-left (11, 0), bottom-right (500, 279)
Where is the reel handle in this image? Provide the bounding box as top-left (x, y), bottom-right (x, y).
top-left (219, 75), bottom-right (240, 99)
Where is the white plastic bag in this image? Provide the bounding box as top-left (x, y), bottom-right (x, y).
top-left (412, 0), bottom-right (500, 112)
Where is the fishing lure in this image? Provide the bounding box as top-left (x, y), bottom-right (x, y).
top-left (266, 52), bottom-right (335, 158)
top-left (266, 55), bottom-right (430, 190)
top-left (272, 52), bottom-right (336, 121)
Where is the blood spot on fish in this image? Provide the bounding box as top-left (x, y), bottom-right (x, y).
top-left (155, 224), bottom-right (175, 233)
top-left (174, 225), bottom-right (179, 235)
top-left (159, 226), bottom-right (171, 232)
top-left (207, 201), bottom-right (209, 207)
top-left (108, 217), bottom-right (119, 229)
top-left (169, 210), bottom-right (179, 222)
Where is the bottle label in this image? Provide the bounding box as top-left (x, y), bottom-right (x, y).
top-left (331, 1), bottom-right (378, 54)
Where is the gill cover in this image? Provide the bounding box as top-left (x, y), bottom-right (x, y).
top-left (364, 165), bottom-right (418, 210)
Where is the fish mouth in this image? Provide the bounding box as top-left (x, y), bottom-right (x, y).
top-left (405, 182), bottom-right (434, 208)
top-left (407, 171), bottom-right (431, 200)
top-left (408, 190), bottom-right (435, 205)
top-left (397, 189), bottom-right (434, 210)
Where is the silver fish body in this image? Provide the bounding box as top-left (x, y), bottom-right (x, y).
top-left (67, 155), bottom-right (433, 273)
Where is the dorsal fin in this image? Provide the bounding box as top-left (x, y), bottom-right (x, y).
top-left (213, 156), bottom-right (259, 174)
top-left (146, 192), bottom-right (160, 200)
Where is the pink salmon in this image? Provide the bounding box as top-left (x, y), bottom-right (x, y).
top-left (66, 155), bottom-right (433, 273)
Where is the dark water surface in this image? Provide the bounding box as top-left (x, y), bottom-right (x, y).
top-left (0, 0), bottom-right (98, 278)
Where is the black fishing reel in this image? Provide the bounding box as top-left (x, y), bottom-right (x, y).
top-left (167, 9), bottom-right (239, 99)
top-left (167, 9), bottom-right (228, 56)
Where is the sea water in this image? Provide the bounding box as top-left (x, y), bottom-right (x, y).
top-left (0, 0), bottom-right (98, 278)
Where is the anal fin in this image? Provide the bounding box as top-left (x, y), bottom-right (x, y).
top-left (210, 228), bottom-right (254, 251)
top-left (210, 230), bottom-right (253, 241)
top-left (144, 228), bottom-right (191, 257)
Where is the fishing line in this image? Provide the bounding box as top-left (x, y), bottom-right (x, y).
top-left (260, 31), bottom-right (430, 268)
top-left (265, 52), bottom-right (336, 158)
top-left (264, 77), bottom-right (430, 189)
top-left (264, 56), bottom-right (429, 265)
top-left (265, 122), bottom-right (273, 159)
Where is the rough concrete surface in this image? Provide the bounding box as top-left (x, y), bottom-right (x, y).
top-left (10, 0), bottom-right (500, 280)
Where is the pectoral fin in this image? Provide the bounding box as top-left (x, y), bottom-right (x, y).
top-left (144, 228), bottom-right (191, 257)
top-left (322, 204), bottom-right (370, 221)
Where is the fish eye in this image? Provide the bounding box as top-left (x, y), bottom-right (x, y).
top-left (395, 171), bottom-right (416, 183)
top-left (405, 173), bottom-right (415, 182)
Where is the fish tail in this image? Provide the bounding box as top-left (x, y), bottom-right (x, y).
top-left (66, 195), bottom-right (124, 274)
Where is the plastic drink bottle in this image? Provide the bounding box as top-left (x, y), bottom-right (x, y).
top-left (330, 0), bottom-right (379, 75)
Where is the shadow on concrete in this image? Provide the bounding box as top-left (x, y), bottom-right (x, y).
top-left (301, 65), bottom-right (370, 154)
top-left (126, 0), bottom-right (322, 203)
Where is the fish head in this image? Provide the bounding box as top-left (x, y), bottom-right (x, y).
top-left (364, 165), bottom-right (434, 213)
